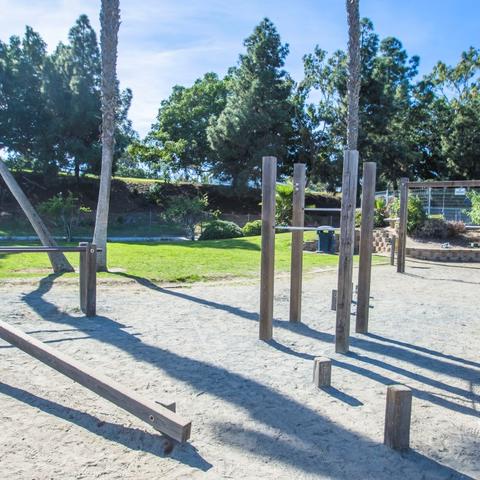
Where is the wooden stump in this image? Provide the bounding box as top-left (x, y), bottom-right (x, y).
top-left (313, 357), bottom-right (332, 387)
top-left (384, 384), bottom-right (412, 451)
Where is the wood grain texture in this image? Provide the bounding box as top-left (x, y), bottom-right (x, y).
top-left (335, 150), bottom-right (359, 353)
top-left (0, 320), bottom-right (191, 443)
top-left (356, 162), bottom-right (376, 333)
top-left (313, 357), bottom-right (332, 387)
top-left (289, 163), bottom-right (306, 323)
top-left (259, 156), bottom-right (277, 340)
top-left (384, 384), bottom-right (412, 451)
top-left (85, 244), bottom-right (97, 317)
top-left (397, 178), bottom-right (409, 273)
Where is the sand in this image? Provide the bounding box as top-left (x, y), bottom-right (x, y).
top-left (0, 259), bottom-right (479, 479)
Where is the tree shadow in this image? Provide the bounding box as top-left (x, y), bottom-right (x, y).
top-left (0, 382), bottom-right (211, 470)
top-left (9, 274), bottom-right (474, 478)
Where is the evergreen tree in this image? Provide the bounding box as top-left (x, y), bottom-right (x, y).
top-left (207, 18), bottom-right (293, 190)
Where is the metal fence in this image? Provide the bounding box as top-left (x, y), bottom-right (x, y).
top-left (375, 186), bottom-right (480, 225)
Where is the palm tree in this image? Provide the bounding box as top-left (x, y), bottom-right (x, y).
top-left (346, 0), bottom-right (361, 149)
top-left (93, 0), bottom-right (120, 270)
top-left (0, 159), bottom-right (74, 273)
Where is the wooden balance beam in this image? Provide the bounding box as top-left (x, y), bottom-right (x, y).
top-left (0, 320), bottom-right (192, 443)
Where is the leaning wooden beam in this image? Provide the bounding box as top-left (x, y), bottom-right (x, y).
top-left (259, 156), bottom-right (277, 341)
top-left (408, 179), bottom-right (480, 189)
top-left (356, 162), bottom-right (376, 334)
top-left (289, 163), bottom-right (306, 323)
top-left (0, 320), bottom-right (191, 443)
top-left (335, 150), bottom-right (359, 354)
top-left (397, 178), bottom-right (409, 273)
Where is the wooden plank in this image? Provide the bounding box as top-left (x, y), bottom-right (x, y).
top-left (0, 320), bottom-right (191, 442)
top-left (384, 384), bottom-right (412, 451)
top-left (408, 179), bottom-right (480, 189)
top-left (85, 244), bottom-right (97, 317)
top-left (335, 150), bottom-right (359, 353)
top-left (397, 178), bottom-right (409, 273)
top-left (356, 162), bottom-right (376, 334)
top-left (313, 357), bottom-right (332, 387)
top-left (289, 163), bottom-right (306, 323)
top-left (390, 235), bottom-right (396, 266)
top-left (259, 156), bottom-right (277, 340)
top-left (0, 247), bottom-right (86, 253)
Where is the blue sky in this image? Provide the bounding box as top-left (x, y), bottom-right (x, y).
top-left (0, 0), bottom-right (478, 136)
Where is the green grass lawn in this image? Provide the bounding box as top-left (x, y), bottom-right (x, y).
top-left (0, 232), bottom-right (388, 283)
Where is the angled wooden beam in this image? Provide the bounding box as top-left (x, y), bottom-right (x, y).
top-left (0, 320), bottom-right (191, 443)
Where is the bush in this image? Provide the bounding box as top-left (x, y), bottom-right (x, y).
top-left (466, 191), bottom-right (480, 224)
top-left (354, 198), bottom-right (387, 228)
top-left (242, 220), bottom-right (262, 236)
top-left (199, 220), bottom-right (243, 240)
top-left (389, 195), bottom-right (426, 234)
top-left (164, 194), bottom-right (209, 240)
top-left (417, 218), bottom-right (449, 239)
top-left (275, 183), bottom-right (293, 225)
top-left (447, 220), bottom-right (466, 237)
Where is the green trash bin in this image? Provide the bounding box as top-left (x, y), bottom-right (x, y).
top-left (317, 228), bottom-right (335, 253)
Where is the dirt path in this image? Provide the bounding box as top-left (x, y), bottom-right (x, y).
top-left (0, 260), bottom-right (478, 479)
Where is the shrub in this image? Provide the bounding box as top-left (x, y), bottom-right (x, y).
top-left (354, 198), bottom-right (387, 228)
top-left (199, 220), bottom-right (243, 240)
top-left (355, 209), bottom-right (362, 227)
top-left (466, 191), bottom-right (480, 224)
top-left (242, 219), bottom-right (262, 236)
top-left (275, 183), bottom-right (293, 225)
top-left (447, 220), bottom-right (466, 237)
top-left (389, 195), bottom-right (426, 234)
top-left (417, 218), bottom-right (449, 239)
top-left (164, 194), bottom-right (209, 240)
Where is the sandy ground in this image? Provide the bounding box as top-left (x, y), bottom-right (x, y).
top-left (0, 259), bottom-right (479, 480)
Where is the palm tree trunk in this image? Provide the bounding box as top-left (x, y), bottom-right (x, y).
top-left (93, 0), bottom-right (120, 271)
top-left (0, 159), bottom-right (74, 273)
top-left (346, 0), bottom-right (361, 150)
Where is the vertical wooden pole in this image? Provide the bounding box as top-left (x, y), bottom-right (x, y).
top-left (79, 242), bottom-right (87, 313)
top-left (356, 162), bottom-right (376, 333)
top-left (397, 178), bottom-right (409, 273)
top-left (390, 235), bottom-right (396, 266)
top-left (85, 243), bottom-right (97, 317)
top-left (289, 163), bottom-right (306, 323)
top-left (384, 385), bottom-right (412, 451)
top-left (259, 157), bottom-right (277, 340)
top-left (335, 150), bottom-right (359, 353)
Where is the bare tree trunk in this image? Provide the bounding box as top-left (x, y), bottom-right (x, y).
top-left (93, 0), bottom-right (120, 271)
top-left (346, 0), bottom-right (361, 150)
top-left (0, 159), bottom-right (74, 273)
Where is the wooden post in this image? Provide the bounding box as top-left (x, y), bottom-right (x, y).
top-left (356, 162), bottom-right (376, 334)
top-left (259, 156), bottom-right (277, 340)
top-left (384, 384), bottom-right (412, 451)
top-left (331, 289), bottom-right (337, 311)
top-left (313, 357), bottom-right (332, 387)
top-left (0, 320), bottom-right (191, 443)
top-left (85, 243), bottom-right (97, 317)
top-left (289, 163), bottom-right (306, 323)
top-left (397, 178), bottom-right (409, 273)
top-left (390, 235), bottom-right (396, 266)
top-left (335, 150), bottom-right (359, 353)
top-left (79, 242), bottom-right (87, 313)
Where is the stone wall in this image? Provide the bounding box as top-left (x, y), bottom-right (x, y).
top-left (406, 247), bottom-right (480, 262)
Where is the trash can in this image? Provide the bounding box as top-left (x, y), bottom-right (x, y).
top-left (317, 228), bottom-right (335, 253)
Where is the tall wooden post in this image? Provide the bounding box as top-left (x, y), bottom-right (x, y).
top-left (289, 163), bottom-right (306, 323)
top-left (259, 157), bottom-right (277, 340)
top-left (397, 178), bottom-right (409, 273)
top-left (80, 242), bottom-right (97, 317)
top-left (335, 150), bottom-right (359, 353)
top-left (79, 242), bottom-right (88, 313)
top-left (356, 162), bottom-right (376, 333)
top-left (384, 385), bottom-right (412, 451)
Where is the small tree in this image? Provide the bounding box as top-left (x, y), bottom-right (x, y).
top-left (39, 192), bottom-right (90, 241)
top-left (164, 194), bottom-right (209, 240)
top-left (276, 183), bottom-right (293, 225)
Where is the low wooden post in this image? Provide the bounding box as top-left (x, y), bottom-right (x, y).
top-left (289, 163), bottom-right (306, 323)
top-left (331, 289), bottom-right (337, 311)
top-left (0, 320), bottom-right (192, 443)
top-left (397, 178), bottom-right (409, 273)
top-left (384, 385), bottom-right (412, 451)
top-left (79, 242), bottom-right (87, 313)
top-left (313, 357), bottom-right (332, 387)
top-left (85, 243), bottom-right (97, 317)
top-left (356, 162), bottom-right (376, 334)
top-left (259, 156), bottom-right (277, 340)
top-left (390, 235), bottom-right (396, 266)
top-left (335, 150), bottom-right (359, 353)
